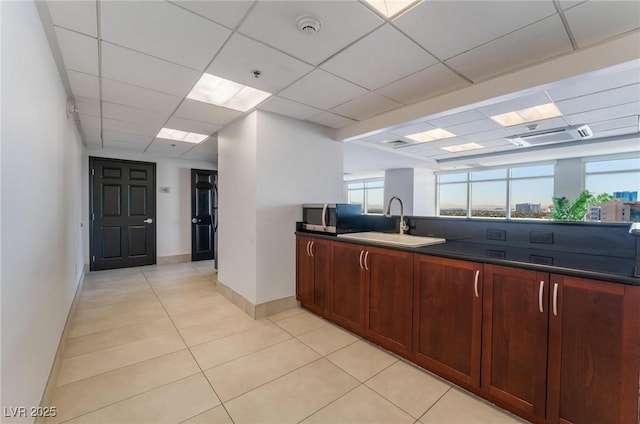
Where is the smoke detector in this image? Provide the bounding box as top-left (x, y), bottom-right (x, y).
top-left (296, 16), bottom-right (322, 34)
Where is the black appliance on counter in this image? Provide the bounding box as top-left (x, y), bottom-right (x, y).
top-left (302, 203), bottom-right (362, 234)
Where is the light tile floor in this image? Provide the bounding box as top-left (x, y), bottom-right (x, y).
top-left (47, 261), bottom-right (527, 424)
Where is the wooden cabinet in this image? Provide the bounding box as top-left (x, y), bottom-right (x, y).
top-left (330, 241), bottom-right (366, 335)
top-left (296, 236), bottom-right (331, 317)
top-left (547, 275), bottom-right (640, 424)
top-left (482, 264), bottom-right (550, 422)
top-left (365, 246), bottom-right (413, 357)
top-left (413, 255), bottom-right (483, 389)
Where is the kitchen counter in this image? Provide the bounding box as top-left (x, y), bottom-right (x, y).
top-left (296, 230), bottom-right (640, 286)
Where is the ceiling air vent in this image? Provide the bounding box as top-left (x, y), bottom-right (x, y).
top-left (505, 124), bottom-right (593, 147)
top-left (383, 140), bottom-right (412, 148)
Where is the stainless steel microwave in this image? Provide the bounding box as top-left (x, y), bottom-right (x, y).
top-left (302, 203), bottom-right (362, 233)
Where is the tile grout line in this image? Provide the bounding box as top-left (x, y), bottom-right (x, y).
top-left (417, 386), bottom-right (453, 422)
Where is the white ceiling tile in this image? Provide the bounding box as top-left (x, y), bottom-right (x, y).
top-left (82, 127), bottom-right (102, 138)
top-left (101, 42), bottom-right (201, 97)
top-left (588, 116), bottom-right (639, 133)
top-left (556, 84), bottom-right (640, 116)
top-left (564, 1), bottom-right (640, 48)
top-left (279, 69), bottom-right (368, 110)
top-left (590, 126), bottom-right (639, 139)
top-left (180, 137), bottom-right (219, 161)
top-left (445, 15), bottom-right (572, 83)
top-left (100, 1), bottom-right (230, 71)
top-left (48, 1), bottom-right (97, 36)
top-left (103, 139), bottom-right (147, 152)
top-left (101, 102), bottom-right (169, 127)
top-left (306, 112), bottom-right (356, 129)
top-left (445, 118), bottom-right (503, 136)
top-left (147, 138), bottom-right (196, 156)
top-left (565, 102), bottom-right (640, 126)
top-left (207, 33), bottom-right (313, 93)
top-left (258, 97), bottom-right (322, 120)
top-left (172, 1), bottom-right (254, 29)
top-left (321, 24), bottom-right (437, 90)
top-left (238, 1), bottom-right (383, 65)
top-left (101, 79), bottom-right (182, 114)
top-left (375, 63), bottom-right (470, 105)
top-left (546, 63), bottom-right (640, 102)
top-left (75, 97), bottom-right (100, 117)
top-left (78, 113), bottom-right (101, 130)
top-left (504, 117), bottom-right (571, 135)
top-left (476, 92), bottom-right (553, 118)
top-left (164, 117), bottom-right (223, 136)
top-left (102, 130), bottom-right (153, 145)
top-left (393, 1), bottom-right (557, 60)
top-left (101, 117), bottom-right (162, 137)
top-left (330, 93), bottom-right (402, 121)
top-left (67, 70), bottom-right (99, 99)
top-left (84, 136), bottom-right (102, 146)
top-left (389, 121), bottom-right (437, 137)
top-left (174, 99), bottom-right (244, 125)
top-left (426, 109), bottom-right (488, 129)
top-left (559, 1), bottom-right (587, 10)
top-left (455, 128), bottom-right (512, 143)
top-left (54, 27), bottom-right (98, 75)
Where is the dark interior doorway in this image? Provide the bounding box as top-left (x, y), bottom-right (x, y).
top-left (89, 157), bottom-right (156, 271)
top-left (191, 169), bottom-right (217, 262)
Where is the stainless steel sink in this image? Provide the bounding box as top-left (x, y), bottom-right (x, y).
top-left (337, 232), bottom-right (446, 248)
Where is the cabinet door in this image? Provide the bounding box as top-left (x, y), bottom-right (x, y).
top-left (330, 242), bottom-right (366, 335)
top-left (413, 255), bottom-right (482, 388)
top-left (365, 247), bottom-right (413, 357)
top-left (310, 238), bottom-right (331, 316)
top-left (296, 236), bottom-right (314, 306)
top-left (482, 264), bottom-right (549, 421)
top-left (547, 275), bottom-right (640, 424)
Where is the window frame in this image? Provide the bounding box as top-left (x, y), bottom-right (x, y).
top-left (345, 178), bottom-right (385, 214)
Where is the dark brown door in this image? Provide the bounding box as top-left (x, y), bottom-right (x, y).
top-left (482, 264), bottom-right (549, 422)
top-left (547, 275), bottom-right (640, 424)
top-left (330, 241), bottom-right (366, 336)
top-left (296, 236), bottom-right (314, 306)
top-left (365, 246), bottom-right (413, 357)
top-left (90, 157), bottom-right (156, 271)
top-left (413, 255), bottom-right (482, 389)
top-left (296, 236), bottom-right (331, 318)
top-left (191, 169), bottom-right (216, 262)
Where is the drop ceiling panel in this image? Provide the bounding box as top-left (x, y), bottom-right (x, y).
top-left (102, 130), bottom-right (153, 145)
top-left (78, 113), bottom-right (101, 130)
top-left (82, 127), bottom-right (101, 138)
top-left (559, 1), bottom-right (586, 11)
top-left (75, 97), bottom-right (100, 117)
top-left (67, 70), bottom-right (99, 99)
top-left (258, 97), bottom-right (322, 120)
top-left (564, 102), bottom-right (640, 126)
top-left (389, 121), bottom-right (437, 137)
top-left (555, 84), bottom-right (640, 115)
top-left (306, 112), bottom-right (356, 129)
top-left (100, 1), bottom-right (230, 71)
top-left (147, 139), bottom-right (195, 156)
top-left (588, 116), bottom-right (639, 133)
top-left (84, 136), bottom-right (102, 146)
top-left (445, 15), bottom-right (572, 83)
top-left (546, 64), bottom-right (640, 102)
top-left (172, 1), bottom-right (254, 29)
top-left (375, 63), bottom-right (470, 105)
top-left (476, 92), bottom-right (553, 118)
top-left (48, 1), bottom-right (97, 36)
top-left (164, 117), bottom-right (223, 136)
top-left (180, 137), bottom-right (218, 161)
top-left (330, 93), bottom-right (402, 121)
top-left (101, 102), bottom-right (169, 128)
top-left (426, 109), bottom-right (489, 129)
top-left (101, 79), bottom-right (182, 115)
top-left (589, 126), bottom-right (639, 139)
top-left (54, 27), bottom-right (98, 75)
top-left (103, 139), bottom-right (147, 152)
top-left (352, 132), bottom-right (398, 144)
top-left (101, 43), bottom-right (201, 97)
top-left (207, 33), bottom-right (313, 93)
top-left (321, 24), bottom-right (437, 90)
top-left (279, 69), bottom-right (368, 110)
top-left (457, 128), bottom-right (512, 143)
top-left (393, 1), bottom-right (557, 60)
top-left (564, 1), bottom-right (640, 48)
top-left (101, 117), bottom-right (162, 137)
top-left (445, 118), bottom-right (503, 136)
top-left (174, 99), bottom-right (244, 125)
top-left (237, 1), bottom-right (383, 65)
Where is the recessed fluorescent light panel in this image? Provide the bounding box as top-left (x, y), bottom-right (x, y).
top-left (364, 0), bottom-right (421, 18)
top-left (187, 73), bottom-right (271, 112)
top-left (490, 103), bottom-right (562, 127)
top-left (441, 142), bottom-right (485, 153)
top-left (156, 128), bottom-right (208, 144)
top-left (406, 128), bottom-right (456, 143)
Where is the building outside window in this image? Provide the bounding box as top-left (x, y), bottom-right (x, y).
top-left (346, 179), bottom-right (384, 214)
top-left (584, 157), bottom-right (640, 197)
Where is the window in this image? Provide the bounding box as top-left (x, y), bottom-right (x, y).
top-left (346, 179), bottom-right (384, 214)
top-left (585, 158), bottom-right (640, 199)
top-left (437, 164), bottom-right (554, 219)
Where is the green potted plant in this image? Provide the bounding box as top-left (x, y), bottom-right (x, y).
top-left (551, 190), bottom-right (612, 221)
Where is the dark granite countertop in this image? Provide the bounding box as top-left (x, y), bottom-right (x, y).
top-left (296, 229), bottom-right (640, 286)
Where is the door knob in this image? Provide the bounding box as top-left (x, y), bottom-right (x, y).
top-left (192, 218), bottom-right (200, 224)
top-left (143, 218), bottom-right (153, 224)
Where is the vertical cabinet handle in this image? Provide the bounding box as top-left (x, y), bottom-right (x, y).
top-left (310, 241), bottom-right (315, 257)
top-left (306, 241), bottom-right (311, 257)
top-left (364, 251), bottom-right (369, 271)
top-left (359, 250), bottom-right (364, 270)
top-left (538, 281), bottom-right (545, 313)
top-left (473, 270), bottom-right (480, 298)
top-left (552, 283), bottom-right (559, 316)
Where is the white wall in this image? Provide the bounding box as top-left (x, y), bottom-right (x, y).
top-left (1, 2), bottom-right (84, 420)
top-left (384, 169), bottom-right (415, 215)
top-left (217, 111), bottom-right (343, 305)
top-left (413, 168), bottom-right (436, 216)
top-left (82, 147), bottom-right (216, 263)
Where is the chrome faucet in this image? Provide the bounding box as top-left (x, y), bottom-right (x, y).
top-left (385, 196), bottom-right (409, 235)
